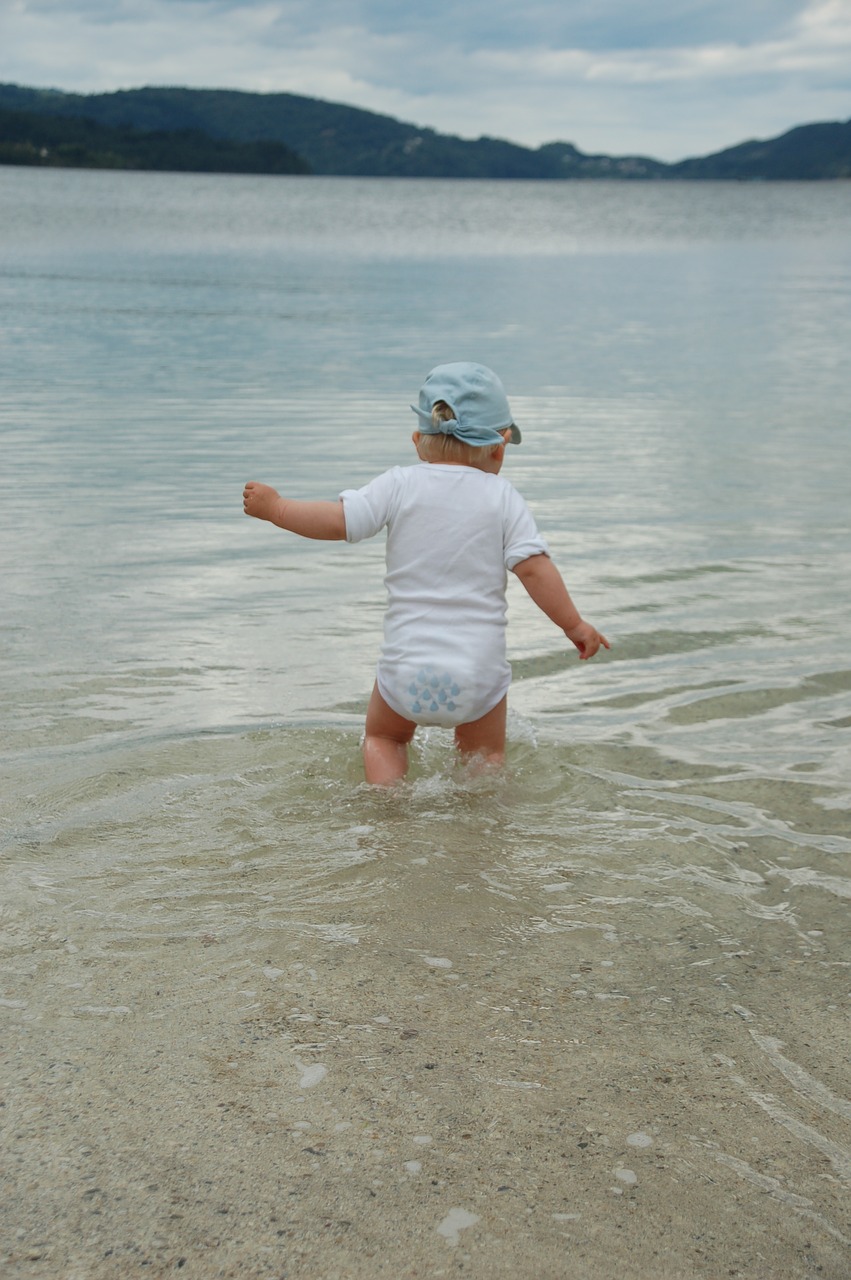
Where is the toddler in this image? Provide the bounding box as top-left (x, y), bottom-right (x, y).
top-left (243, 362), bottom-right (608, 784)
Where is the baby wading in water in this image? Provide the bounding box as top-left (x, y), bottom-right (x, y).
top-left (243, 362), bottom-right (609, 784)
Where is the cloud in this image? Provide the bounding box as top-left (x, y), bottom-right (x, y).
top-left (1, 0), bottom-right (849, 160)
top-left (475, 2), bottom-right (851, 87)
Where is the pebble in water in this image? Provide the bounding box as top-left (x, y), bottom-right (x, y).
top-left (437, 1208), bottom-right (480, 1246)
top-left (296, 1060), bottom-right (328, 1089)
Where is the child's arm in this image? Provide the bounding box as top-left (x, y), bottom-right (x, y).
top-left (512, 553), bottom-right (609, 660)
top-left (243, 481), bottom-right (346, 541)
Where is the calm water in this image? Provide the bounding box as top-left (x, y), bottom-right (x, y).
top-left (1, 168), bottom-right (850, 1272)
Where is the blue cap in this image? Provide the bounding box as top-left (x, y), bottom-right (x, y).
top-left (411, 362), bottom-right (522, 447)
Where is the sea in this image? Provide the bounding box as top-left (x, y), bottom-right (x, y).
top-left (1, 167), bottom-right (850, 1277)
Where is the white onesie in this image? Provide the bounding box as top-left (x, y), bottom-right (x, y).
top-left (340, 463), bottom-right (549, 727)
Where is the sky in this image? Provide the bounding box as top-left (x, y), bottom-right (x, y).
top-left (1, 0), bottom-right (850, 161)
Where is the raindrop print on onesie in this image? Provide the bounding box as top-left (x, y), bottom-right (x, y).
top-left (408, 665), bottom-right (463, 718)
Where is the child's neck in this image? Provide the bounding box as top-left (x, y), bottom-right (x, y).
top-left (421, 456), bottom-right (504, 476)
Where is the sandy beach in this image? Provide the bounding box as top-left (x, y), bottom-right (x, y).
top-left (4, 749), bottom-right (849, 1280)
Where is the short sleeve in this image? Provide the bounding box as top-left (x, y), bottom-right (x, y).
top-left (339, 468), bottom-right (401, 543)
top-left (502, 482), bottom-right (550, 569)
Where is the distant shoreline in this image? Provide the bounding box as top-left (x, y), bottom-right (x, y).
top-left (1, 83), bottom-right (850, 180)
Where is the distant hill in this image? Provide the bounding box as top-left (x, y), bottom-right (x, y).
top-left (1, 83), bottom-right (848, 180)
top-left (670, 122), bottom-right (851, 180)
top-left (0, 101), bottom-right (309, 174)
top-left (0, 84), bottom-right (662, 178)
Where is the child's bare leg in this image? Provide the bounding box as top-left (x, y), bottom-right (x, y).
top-left (454, 696), bottom-right (507, 772)
top-left (363, 684), bottom-right (416, 785)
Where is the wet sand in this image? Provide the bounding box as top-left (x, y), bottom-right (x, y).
top-left (4, 815), bottom-right (849, 1280)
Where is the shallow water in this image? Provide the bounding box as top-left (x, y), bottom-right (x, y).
top-left (1, 168), bottom-right (850, 1276)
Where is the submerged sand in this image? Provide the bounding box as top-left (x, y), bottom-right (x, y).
top-left (3, 828), bottom-right (849, 1280)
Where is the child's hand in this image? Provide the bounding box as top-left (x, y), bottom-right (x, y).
top-left (243, 481), bottom-right (282, 523)
top-left (566, 620), bottom-right (610, 661)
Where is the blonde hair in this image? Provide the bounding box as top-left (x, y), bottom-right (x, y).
top-left (415, 401), bottom-right (503, 466)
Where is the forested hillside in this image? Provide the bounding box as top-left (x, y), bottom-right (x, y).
top-left (1, 83), bottom-right (848, 179)
top-left (0, 101), bottom-right (309, 173)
